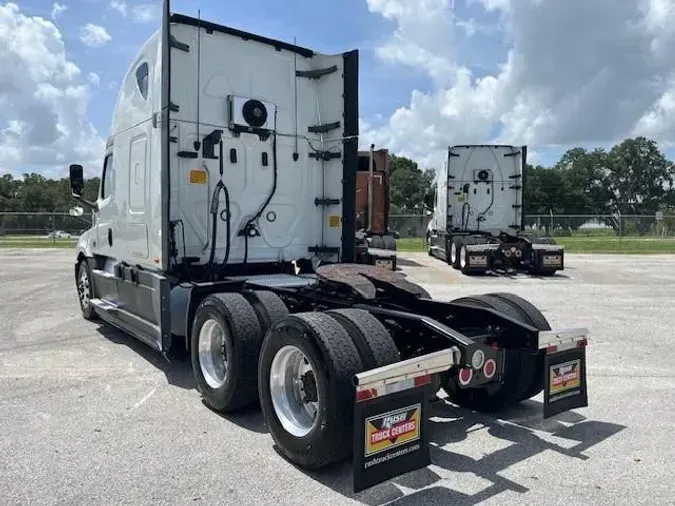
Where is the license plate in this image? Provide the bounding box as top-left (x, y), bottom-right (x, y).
top-left (375, 259), bottom-right (393, 269)
top-left (470, 255), bottom-right (488, 267)
top-left (542, 254), bottom-right (561, 266)
top-left (543, 347), bottom-right (588, 418)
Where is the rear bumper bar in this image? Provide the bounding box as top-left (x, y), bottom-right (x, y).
top-left (353, 327), bottom-right (589, 395)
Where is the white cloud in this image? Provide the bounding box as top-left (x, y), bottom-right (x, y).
top-left (0, 3), bottom-right (104, 176)
top-left (109, 1), bottom-right (158, 24)
top-left (363, 0), bottom-right (675, 169)
top-left (79, 23), bottom-right (111, 48)
top-left (51, 2), bottom-right (67, 20)
top-left (88, 72), bottom-right (100, 87)
top-left (130, 4), bottom-right (158, 24)
top-left (110, 0), bottom-right (127, 17)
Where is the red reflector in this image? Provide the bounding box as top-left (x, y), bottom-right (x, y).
top-left (414, 375), bottom-right (431, 387)
top-left (356, 388), bottom-right (376, 402)
top-left (458, 367), bottom-right (473, 386)
top-left (547, 344), bottom-right (558, 354)
top-left (483, 359), bottom-right (496, 379)
top-left (576, 338), bottom-right (588, 347)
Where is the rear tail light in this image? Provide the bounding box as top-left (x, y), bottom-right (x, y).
top-left (483, 358), bottom-right (497, 379)
top-left (458, 367), bottom-right (473, 386)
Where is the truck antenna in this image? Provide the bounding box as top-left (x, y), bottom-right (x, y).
top-left (194, 9), bottom-right (202, 151)
top-left (292, 36), bottom-right (299, 161)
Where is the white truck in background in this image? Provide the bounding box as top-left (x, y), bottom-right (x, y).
top-left (67, 1), bottom-right (589, 493)
top-left (426, 145), bottom-right (565, 276)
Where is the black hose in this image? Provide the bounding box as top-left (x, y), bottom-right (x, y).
top-left (205, 138), bottom-right (232, 277)
top-left (242, 116), bottom-right (278, 264)
top-left (461, 202), bottom-right (470, 231)
top-left (477, 180), bottom-right (495, 223)
top-left (207, 181), bottom-right (221, 267)
top-left (220, 185), bottom-right (231, 266)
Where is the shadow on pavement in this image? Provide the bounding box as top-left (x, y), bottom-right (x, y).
top-left (93, 321), bottom-right (625, 505)
top-left (396, 257), bottom-right (426, 268)
top-left (94, 323), bottom-right (195, 391)
top-left (296, 399), bottom-right (626, 506)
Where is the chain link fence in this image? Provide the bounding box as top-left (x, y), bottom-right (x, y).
top-left (390, 213), bottom-right (675, 252)
top-left (0, 212), bottom-right (93, 246)
top-left (1, 211), bottom-right (673, 251)
top-left (524, 214), bottom-right (674, 238)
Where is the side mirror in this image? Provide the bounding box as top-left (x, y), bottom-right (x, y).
top-left (69, 164), bottom-right (84, 197)
top-left (69, 206), bottom-right (84, 217)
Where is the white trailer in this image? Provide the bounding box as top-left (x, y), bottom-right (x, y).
top-left (427, 145), bottom-right (565, 276)
top-left (67, 2), bottom-right (588, 493)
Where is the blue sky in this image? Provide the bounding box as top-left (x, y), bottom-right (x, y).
top-left (2, 0), bottom-right (674, 177)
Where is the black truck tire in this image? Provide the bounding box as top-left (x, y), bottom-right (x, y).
top-left (243, 290), bottom-right (289, 334)
top-left (449, 236), bottom-right (463, 269)
top-left (441, 294), bottom-right (537, 412)
top-left (325, 308), bottom-right (400, 369)
top-left (75, 259), bottom-right (97, 321)
top-left (487, 292), bottom-right (551, 401)
top-left (382, 234), bottom-right (397, 251)
top-left (258, 312), bottom-right (364, 469)
top-left (190, 293), bottom-right (264, 413)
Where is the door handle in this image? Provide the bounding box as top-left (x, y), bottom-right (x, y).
top-left (108, 228), bottom-right (113, 247)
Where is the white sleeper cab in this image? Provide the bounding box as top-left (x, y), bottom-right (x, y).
top-left (67, 1), bottom-right (590, 494)
top-left (426, 144), bottom-right (566, 276)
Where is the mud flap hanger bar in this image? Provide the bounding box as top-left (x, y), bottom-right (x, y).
top-left (353, 348), bottom-right (459, 399)
top-left (352, 327), bottom-right (589, 395)
top-left (538, 328), bottom-right (589, 353)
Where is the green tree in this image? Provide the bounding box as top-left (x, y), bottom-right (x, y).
top-left (555, 147), bottom-right (612, 215)
top-left (605, 137), bottom-right (675, 214)
top-left (388, 154), bottom-right (435, 213)
top-left (603, 137), bottom-right (675, 234)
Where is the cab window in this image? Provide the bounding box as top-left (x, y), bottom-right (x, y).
top-left (100, 154), bottom-right (115, 200)
top-left (135, 62), bottom-right (149, 100)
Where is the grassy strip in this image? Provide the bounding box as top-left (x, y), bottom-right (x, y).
top-left (396, 237), bottom-right (675, 254)
top-left (0, 239), bottom-right (77, 248)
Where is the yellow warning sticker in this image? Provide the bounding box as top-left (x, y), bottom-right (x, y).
top-left (189, 169), bottom-right (207, 185)
top-left (328, 215), bottom-right (341, 228)
top-left (365, 404), bottom-right (421, 457)
top-left (457, 194), bottom-right (465, 202)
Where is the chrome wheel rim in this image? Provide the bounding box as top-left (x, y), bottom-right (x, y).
top-left (78, 266), bottom-right (91, 310)
top-left (198, 319), bottom-right (228, 389)
top-left (450, 242), bottom-right (457, 263)
top-left (269, 345), bottom-right (321, 438)
top-left (460, 245), bottom-right (467, 268)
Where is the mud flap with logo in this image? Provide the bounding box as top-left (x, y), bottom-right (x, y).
top-left (543, 347), bottom-right (588, 418)
top-left (352, 385), bottom-right (431, 493)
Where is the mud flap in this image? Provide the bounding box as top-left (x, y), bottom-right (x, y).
top-left (352, 385), bottom-right (430, 493)
top-left (543, 347), bottom-right (588, 418)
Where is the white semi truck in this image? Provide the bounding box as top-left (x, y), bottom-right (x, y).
top-left (427, 145), bottom-right (565, 276)
top-left (67, 1), bottom-right (589, 493)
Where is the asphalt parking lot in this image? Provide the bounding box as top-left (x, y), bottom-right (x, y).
top-left (2, 249), bottom-right (674, 505)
